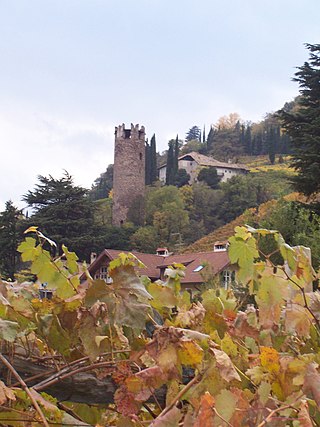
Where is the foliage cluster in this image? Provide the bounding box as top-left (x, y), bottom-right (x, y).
top-left (0, 226), bottom-right (319, 425)
top-left (278, 43), bottom-right (320, 197)
top-left (0, 167), bottom-right (292, 281)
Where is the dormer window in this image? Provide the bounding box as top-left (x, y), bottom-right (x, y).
top-left (193, 265), bottom-right (204, 272)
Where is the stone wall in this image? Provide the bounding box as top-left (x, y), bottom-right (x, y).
top-left (112, 123), bottom-right (146, 226)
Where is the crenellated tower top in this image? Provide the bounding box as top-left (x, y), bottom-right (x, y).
top-left (114, 123), bottom-right (146, 141)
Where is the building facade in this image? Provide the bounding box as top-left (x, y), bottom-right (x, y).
top-left (158, 151), bottom-right (248, 185)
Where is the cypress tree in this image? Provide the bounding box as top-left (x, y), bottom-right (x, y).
top-left (173, 135), bottom-right (179, 178)
top-left (150, 134), bottom-right (158, 184)
top-left (207, 126), bottom-right (215, 151)
top-left (245, 126), bottom-right (252, 155)
top-left (166, 141), bottom-right (175, 185)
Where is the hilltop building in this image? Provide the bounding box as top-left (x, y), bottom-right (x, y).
top-left (158, 151), bottom-right (248, 184)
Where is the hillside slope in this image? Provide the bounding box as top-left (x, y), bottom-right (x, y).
top-left (183, 193), bottom-right (304, 253)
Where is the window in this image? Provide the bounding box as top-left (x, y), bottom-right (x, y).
top-left (222, 270), bottom-right (232, 289)
top-left (193, 265), bottom-right (204, 272)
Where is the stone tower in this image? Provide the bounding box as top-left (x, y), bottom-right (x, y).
top-left (112, 123), bottom-right (146, 226)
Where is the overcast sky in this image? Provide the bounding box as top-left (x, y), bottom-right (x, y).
top-left (0, 0), bottom-right (319, 210)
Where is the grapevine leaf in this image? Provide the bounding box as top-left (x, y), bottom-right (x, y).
top-left (193, 391), bottom-right (215, 427)
top-left (78, 312), bottom-right (100, 360)
top-left (303, 363), bottom-right (320, 408)
top-left (285, 304), bottom-right (311, 338)
top-left (17, 237), bottom-right (37, 261)
top-left (211, 348), bottom-right (241, 382)
top-left (148, 282), bottom-right (178, 310)
top-left (24, 225), bottom-right (38, 234)
top-left (0, 319), bottom-right (19, 342)
top-left (260, 347), bottom-right (280, 374)
top-left (255, 273), bottom-right (284, 328)
top-left (177, 340), bottom-right (203, 366)
top-left (215, 389), bottom-right (237, 423)
top-left (0, 380), bottom-right (16, 404)
top-left (258, 381), bottom-right (271, 405)
top-left (221, 333), bottom-right (238, 358)
top-left (114, 385), bottom-right (141, 416)
top-left (86, 257), bottom-right (152, 329)
top-left (62, 244), bottom-right (79, 274)
top-left (298, 400), bottom-right (313, 427)
top-left (150, 406), bottom-right (182, 426)
top-left (228, 231), bottom-right (259, 281)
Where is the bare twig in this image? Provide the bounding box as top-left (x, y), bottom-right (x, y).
top-left (0, 352), bottom-right (50, 427)
top-left (156, 373), bottom-right (202, 419)
top-left (213, 407), bottom-right (233, 427)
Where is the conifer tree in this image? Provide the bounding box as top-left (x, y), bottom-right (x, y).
top-left (279, 43), bottom-right (320, 196)
top-left (245, 125), bottom-right (252, 155)
top-left (0, 201), bottom-right (22, 280)
top-left (150, 134), bottom-right (158, 184)
top-left (165, 140), bottom-right (175, 185)
top-left (173, 135), bottom-right (180, 177)
top-left (23, 172), bottom-right (96, 260)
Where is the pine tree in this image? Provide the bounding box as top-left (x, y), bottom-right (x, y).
top-left (0, 201), bottom-right (22, 280)
top-left (279, 44), bottom-right (320, 196)
top-left (185, 126), bottom-right (201, 142)
top-left (23, 172), bottom-right (96, 260)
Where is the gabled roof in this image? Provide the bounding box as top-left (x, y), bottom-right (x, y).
top-left (160, 251), bottom-right (230, 284)
top-left (179, 152), bottom-right (249, 171)
top-left (158, 151), bottom-right (248, 171)
top-left (81, 249), bottom-right (162, 281)
top-left (81, 248), bottom-right (230, 285)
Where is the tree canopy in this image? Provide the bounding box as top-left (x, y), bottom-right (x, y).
top-left (23, 172), bottom-right (96, 260)
top-left (0, 201), bottom-right (23, 280)
top-left (279, 43), bottom-right (320, 196)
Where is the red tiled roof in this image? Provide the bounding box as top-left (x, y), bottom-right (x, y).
top-left (80, 249), bottom-right (162, 281)
top-left (81, 249), bottom-right (230, 286)
top-left (160, 251), bottom-right (230, 284)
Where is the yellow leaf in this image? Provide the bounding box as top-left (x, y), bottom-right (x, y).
top-left (24, 225), bottom-right (38, 234)
top-left (260, 347), bottom-right (280, 374)
top-left (177, 340), bottom-right (203, 366)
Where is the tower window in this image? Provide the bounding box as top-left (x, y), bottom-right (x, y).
top-left (139, 153), bottom-right (142, 160)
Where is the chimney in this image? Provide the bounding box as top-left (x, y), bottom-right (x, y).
top-left (90, 252), bottom-right (97, 264)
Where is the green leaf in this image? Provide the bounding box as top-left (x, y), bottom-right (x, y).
top-left (228, 232), bottom-right (259, 281)
top-left (215, 389), bottom-right (237, 422)
top-left (17, 237), bottom-right (37, 261)
top-left (62, 244), bottom-right (79, 274)
top-left (148, 282), bottom-right (178, 311)
top-left (258, 381), bottom-right (271, 405)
